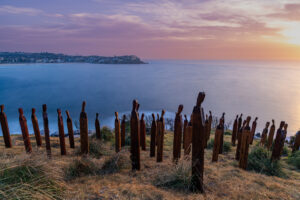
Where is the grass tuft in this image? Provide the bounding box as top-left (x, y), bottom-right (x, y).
top-left (287, 151), bottom-right (300, 169)
top-left (101, 151), bottom-right (130, 174)
top-left (65, 158), bottom-right (99, 180)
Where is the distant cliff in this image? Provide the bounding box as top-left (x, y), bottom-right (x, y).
top-left (0, 52), bottom-right (146, 64)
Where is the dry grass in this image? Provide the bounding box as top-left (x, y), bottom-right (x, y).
top-left (0, 132), bottom-right (299, 200)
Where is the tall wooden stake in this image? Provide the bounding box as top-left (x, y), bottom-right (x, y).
top-left (66, 110), bottom-right (75, 148)
top-left (204, 115), bottom-right (209, 148)
top-left (207, 111), bottom-right (212, 146)
top-left (173, 105), bottom-right (183, 162)
top-left (231, 115), bottom-right (238, 146)
top-left (42, 104), bottom-right (51, 156)
top-left (267, 120), bottom-right (275, 150)
top-left (260, 122), bottom-right (270, 146)
top-left (95, 113), bottom-right (101, 140)
top-left (130, 100), bottom-right (140, 170)
top-left (184, 123), bottom-right (192, 155)
top-left (279, 124), bottom-right (288, 158)
top-left (157, 110), bottom-right (165, 162)
top-left (239, 116), bottom-right (251, 169)
top-left (57, 109), bottom-right (67, 155)
top-left (115, 112), bottom-right (121, 152)
top-left (271, 121), bottom-right (285, 161)
top-left (292, 131), bottom-right (300, 153)
top-left (80, 101), bottom-right (89, 154)
top-left (121, 115), bottom-right (126, 146)
top-left (140, 113), bottom-right (146, 150)
top-left (19, 108), bottom-right (32, 153)
top-left (0, 105), bottom-right (12, 148)
top-left (191, 92), bottom-right (205, 193)
top-left (183, 114), bottom-right (188, 149)
top-left (249, 117), bottom-right (258, 144)
top-left (31, 108), bottom-right (42, 147)
top-left (212, 119), bottom-right (222, 162)
top-left (150, 113), bottom-right (156, 157)
top-left (219, 112), bottom-right (225, 154)
top-left (236, 120), bottom-right (246, 160)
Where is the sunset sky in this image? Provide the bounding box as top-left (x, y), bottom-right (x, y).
top-left (1, 0), bottom-right (300, 60)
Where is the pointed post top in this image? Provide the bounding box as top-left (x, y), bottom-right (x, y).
top-left (122, 114), bottom-right (126, 120)
top-left (272, 119), bottom-right (275, 125)
top-left (279, 121), bottom-right (285, 128)
top-left (96, 113), bottom-right (99, 118)
top-left (57, 109), bottom-right (62, 116)
top-left (132, 99), bottom-right (138, 111)
top-left (161, 109), bottom-right (165, 118)
top-left (0, 105), bottom-right (4, 112)
top-left (240, 113), bottom-right (243, 118)
top-left (137, 103), bottom-right (140, 112)
top-left (196, 92), bottom-right (205, 107)
top-left (152, 113), bottom-right (155, 120)
top-left (81, 101), bottom-right (86, 112)
top-left (254, 117), bottom-right (258, 122)
top-left (115, 112), bottom-right (119, 119)
top-left (246, 116), bottom-right (251, 126)
top-left (209, 110), bottom-right (212, 116)
top-left (32, 108), bottom-right (36, 114)
top-left (18, 108), bottom-right (23, 115)
top-left (266, 121), bottom-right (270, 128)
top-left (177, 104), bottom-right (183, 114)
top-left (284, 123), bottom-right (288, 131)
top-left (141, 113), bottom-right (144, 120)
top-left (184, 114), bottom-right (187, 120)
top-left (236, 115), bottom-right (239, 119)
top-left (66, 110), bottom-right (70, 118)
top-left (42, 104), bottom-right (47, 112)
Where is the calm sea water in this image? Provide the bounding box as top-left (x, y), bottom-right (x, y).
top-left (0, 60), bottom-right (299, 136)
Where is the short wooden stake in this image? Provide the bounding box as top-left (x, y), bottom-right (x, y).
top-left (95, 113), bottom-right (101, 140)
top-left (279, 124), bottom-right (288, 158)
top-left (267, 120), bottom-right (275, 150)
top-left (42, 104), bottom-right (51, 156)
top-left (130, 100), bottom-right (140, 170)
top-left (236, 120), bottom-right (246, 160)
top-left (271, 121), bottom-right (285, 161)
top-left (140, 113), bottom-right (146, 150)
top-left (150, 113), bottom-right (156, 157)
top-left (173, 105), bottom-right (183, 162)
top-left (121, 115), bottom-right (126, 146)
top-left (206, 111), bottom-right (212, 146)
top-left (57, 109), bottom-right (66, 155)
top-left (183, 114), bottom-right (188, 149)
top-left (66, 110), bottom-right (75, 148)
top-left (249, 117), bottom-right (258, 144)
top-left (204, 115), bottom-right (209, 148)
top-left (292, 131), bottom-right (300, 153)
top-left (231, 115), bottom-right (238, 146)
top-left (212, 120), bottom-right (222, 162)
top-left (80, 101), bottom-right (89, 154)
top-left (239, 116), bottom-right (251, 169)
top-left (260, 122), bottom-right (270, 146)
top-left (31, 108), bottom-right (42, 147)
top-left (115, 112), bottom-right (121, 152)
top-left (19, 108), bottom-right (32, 153)
top-left (0, 105), bottom-right (12, 148)
top-left (157, 110), bottom-right (165, 162)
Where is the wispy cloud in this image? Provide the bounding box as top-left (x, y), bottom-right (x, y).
top-left (0, 5), bottom-right (43, 16)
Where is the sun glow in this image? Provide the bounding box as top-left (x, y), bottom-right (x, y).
top-left (281, 23), bottom-right (300, 46)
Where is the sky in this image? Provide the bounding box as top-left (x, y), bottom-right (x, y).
top-left (1, 0), bottom-right (300, 60)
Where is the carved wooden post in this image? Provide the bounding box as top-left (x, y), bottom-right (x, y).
top-left (271, 121), bottom-right (285, 161)
top-left (212, 119), bottom-right (222, 162)
top-left (236, 120), bottom-right (246, 160)
top-left (42, 104), bottom-right (51, 156)
top-left (66, 110), bottom-right (75, 148)
top-left (157, 110), bottom-right (165, 162)
top-left (57, 109), bottom-right (66, 155)
top-left (219, 112), bottom-right (225, 154)
top-left (231, 115), bottom-right (238, 146)
top-left (206, 111), bottom-right (212, 146)
top-left (31, 108), bottom-right (42, 147)
top-left (191, 92), bottom-right (205, 193)
top-left (182, 114), bottom-right (188, 149)
top-left (204, 115), bottom-right (209, 148)
top-left (173, 105), bottom-right (183, 162)
top-left (267, 120), bottom-right (275, 150)
top-left (249, 117), bottom-right (258, 144)
top-left (150, 113), bottom-right (156, 157)
top-left (239, 116), bottom-right (251, 169)
top-left (0, 105), bottom-right (12, 148)
top-left (292, 131), bottom-right (300, 153)
top-left (238, 114), bottom-right (243, 133)
top-left (156, 113), bottom-right (159, 146)
top-left (140, 113), bottom-right (146, 150)
top-left (130, 100), bottom-right (140, 170)
top-left (115, 112), bottom-right (121, 152)
top-left (121, 115), bottom-right (126, 146)
top-left (95, 113), bottom-right (101, 140)
top-left (260, 122), bottom-right (270, 146)
top-left (19, 108), bottom-right (32, 153)
top-left (184, 123), bottom-right (192, 155)
top-left (279, 124), bottom-right (288, 158)
top-left (80, 101), bottom-right (89, 154)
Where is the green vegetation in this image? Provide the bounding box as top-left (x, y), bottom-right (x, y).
top-left (206, 139), bottom-right (231, 153)
top-left (101, 151), bottom-right (130, 174)
top-left (65, 158), bottom-right (99, 180)
top-left (287, 151), bottom-right (300, 169)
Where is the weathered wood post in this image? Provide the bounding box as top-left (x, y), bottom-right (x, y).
top-left (239, 116), bottom-right (251, 169)
top-left (121, 115), bottom-right (126, 146)
top-left (279, 123), bottom-right (288, 157)
top-left (231, 115), bottom-right (238, 146)
top-left (19, 108), bottom-right (32, 153)
top-left (292, 131), bottom-right (300, 152)
top-left (249, 117), bottom-right (258, 145)
top-left (140, 113), bottom-right (146, 150)
top-left (236, 120), bottom-right (246, 160)
top-left (80, 101), bottom-right (89, 154)
top-left (57, 109), bottom-right (67, 155)
top-left (31, 108), bottom-right (42, 147)
top-left (0, 105), bottom-right (12, 148)
top-left (191, 92), bottom-right (205, 193)
top-left (42, 104), bottom-right (51, 156)
top-left (150, 113), bottom-right (156, 157)
top-left (271, 121), bottom-right (285, 161)
top-left (130, 100), bottom-right (140, 170)
top-left (66, 110), bottom-right (75, 148)
top-left (206, 111), bottom-right (212, 146)
top-left (204, 115), bottom-right (209, 148)
top-left (183, 114), bottom-right (188, 149)
top-left (260, 122), bottom-right (270, 146)
top-left (95, 113), bottom-right (101, 140)
top-left (173, 105), bottom-right (183, 162)
top-left (184, 123), bottom-right (192, 155)
top-left (267, 120), bottom-right (275, 150)
top-left (219, 112), bottom-right (225, 154)
top-left (157, 110), bottom-right (165, 162)
top-left (115, 112), bottom-right (121, 152)
top-left (238, 114), bottom-right (243, 132)
top-left (212, 119), bottom-right (222, 162)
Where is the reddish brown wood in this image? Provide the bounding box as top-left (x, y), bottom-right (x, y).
top-left (156, 113), bottom-right (159, 146)
top-left (66, 110), bottom-right (75, 148)
top-left (204, 115), bottom-right (209, 148)
top-left (19, 108), bottom-right (32, 153)
top-left (236, 120), bottom-right (246, 160)
top-left (238, 114), bottom-right (243, 132)
top-left (150, 113), bottom-right (156, 157)
top-left (130, 100), bottom-right (140, 170)
top-left (279, 123), bottom-right (288, 158)
top-left (271, 121), bottom-right (285, 161)
top-left (31, 108), bottom-right (42, 147)
top-left (173, 105), bottom-right (183, 162)
top-left (140, 113), bottom-right (146, 150)
top-left (57, 109), bottom-right (67, 155)
top-left (80, 101), bottom-right (89, 154)
top-left (121, 115), bottom-right (126, 146)
top-left (239, 116), bottom-right (251, 169)
top-left (0, 105), bottom-right (12, 148)
top-left (219, 112), bottom-right (225, 154)
top-left (157, 110), bottom-right (165, 162)
top-left (212, 120), bottom-right (222, 162)
top-left (42, 104), bottom-right (51, 156)
top-left (292, 131), bottom-right (300, 153)
top-left (260, 122), bottom-right (270, 146)
top-left (184, 124), bottom-right (192, 155)
top-left (267, 120), bottom-right (275, 150)
top-left (231, 115), bottom-right (238, 146)
top-left (115, 112), bottom-right (121, 152)
top-left (206, 111), bottom-right (212, 146)
top-left (95, 113), bottom-right (101, 140)
top-left (249, 117), bottom-right (258, 144)
top-left (191, 92), bottom-right (205, 193)
top-left (182, 114), bottom-right (188, 149)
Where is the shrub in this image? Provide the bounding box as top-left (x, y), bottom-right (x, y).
top-left (101, 151), bottom-right (130, 174)
top-left (102, 126), bottom-right (114, 142)
top-left (224, 131), bottom-right (232, 136)
top-left (287, 151), bottom-right (300, 169)
top-left (223, 141), bottom-right (232, 153)
top-left (207, 139), bottom-right (214, 149)
top-left (247, 147), bottom-right (285, 177)
top-left (282, 146), bottom-right (289, 156)
top-left (65, 158), bottom-right (99, 180)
